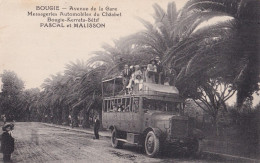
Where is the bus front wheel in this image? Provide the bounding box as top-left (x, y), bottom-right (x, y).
top-left (145, 131), bottom-right (160, 157)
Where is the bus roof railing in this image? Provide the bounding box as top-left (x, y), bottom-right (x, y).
top-left (102, 82), bottom-right (180, 98)
top-left (138, 82), bottom-right (179, 94)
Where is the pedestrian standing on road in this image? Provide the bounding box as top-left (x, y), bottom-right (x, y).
top-left (1, 123), bottom-right (15, 162)
top-left (93, 116), bottom-right (100, 139)
top-left (3, 115), bottom-right (6, 125)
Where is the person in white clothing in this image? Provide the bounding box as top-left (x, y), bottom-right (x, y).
top-left (126, 65), bottom-right (143, 90)
top-left (146, 60), bottom-right (157, 83)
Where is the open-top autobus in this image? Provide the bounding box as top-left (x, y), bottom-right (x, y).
top-left (102, 76), bottom-right (204, 157)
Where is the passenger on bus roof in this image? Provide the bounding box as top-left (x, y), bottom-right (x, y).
top-left (129, 65), bottom-right (135, 75)
top-left (122, 64), bottom-right (130, 77)
top-left (133, 65), bottom-right (143, 82)
top-left (135, 75), bottom-right (143, 91)
top-left (122, 64), bottom-right (131, 93)
top-left (155, 56), bottom-right (165, 84)
top-left (146, 59), bottom-right (157, 83)
top-left (126, 65), bottom-right (143, 90)
top-left (164, 77), bottom-right (170, 86)
top-left (141, 65), bottom-right (147, 82)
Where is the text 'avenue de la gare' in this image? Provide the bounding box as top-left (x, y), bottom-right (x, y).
top-left (30, 5), bottom-right (122, 17)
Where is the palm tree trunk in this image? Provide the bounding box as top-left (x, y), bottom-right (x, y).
top-left (62, 106), bottom-right (70, 126)
top-left (71, 107), bottom-right (79, 127)
top-left (82, 111), bottom-right (90, 128)
top-left (211, 114), bottom-right (219, 137)
top-left (98, 108), bottom-right (104, 130)
top-left (57, 107), bottom-right (63, 125)
top-left (82, 101), bottom-right (94, 128)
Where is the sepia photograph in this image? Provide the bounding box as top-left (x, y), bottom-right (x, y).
top-left (0, 0), bottom-right (259, 162)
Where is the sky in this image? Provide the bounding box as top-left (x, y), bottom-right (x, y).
top-left (0, 0), bottom-right (187, 88)
top-left (0, 0), bottom-right (259, 106)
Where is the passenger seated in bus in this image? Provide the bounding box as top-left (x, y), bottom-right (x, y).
top-left (146, 59), bottom-right (157, 83)
top-left (123, 104), bottom-right (130, 112)
top-left (112, 104), bottom-right (118, 112)
top-left (121, 104), bottom-right (125, 111)
top-left (117, 104), bottom-right (124, 112)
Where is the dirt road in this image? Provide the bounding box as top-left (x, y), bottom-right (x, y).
top-left (4, 122), bottom-right (219, 163)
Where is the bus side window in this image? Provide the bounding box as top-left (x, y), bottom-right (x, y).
top-left (117, 98), bottom-right (124, 112)
top-left (132, 97), bottom-right (139, 113)
top-left (118, 98), bottom-right (125, 112)
top-left (105, 100), bottom-right (108, 111)
top-left (103, 101), bottom-right (107, 112)
top-left (111, 100), bottom-right (117, 112)
top-left (124, 98), bottom-right (130, 112)
top-left (107, 100), bottom-right (111, 112)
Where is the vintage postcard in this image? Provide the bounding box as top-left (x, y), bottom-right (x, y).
top-left (0, 0), bottom-right (259, 162)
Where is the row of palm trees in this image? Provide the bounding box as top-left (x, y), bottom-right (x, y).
top-left (21, 60), bottom-right (103, 127)
top-left (21, 0), bottom-right (259, 128)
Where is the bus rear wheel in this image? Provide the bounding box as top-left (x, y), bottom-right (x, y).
top-left (111, 129), bottom-right (123, 148)
top-left (186, 139), bottom-right (202, 157)
top-left (145, 131), bottom-right (160, 157)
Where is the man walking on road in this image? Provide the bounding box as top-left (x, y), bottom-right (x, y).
top-left (1, 123), bottom-right (15, 162)
top-left (93, 116), bottom-right (100, 139)
top-left (3, 115), bottom-right (6, 125)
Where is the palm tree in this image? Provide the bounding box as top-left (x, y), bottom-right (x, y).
top-left (166, 0), bottom-right (260, 109)
top-left (122, 2), bottom-right (179, 59)
top-left (63, 59), bottom-right (107, 128)
top-left (41, 73), bottom-right (70, 124)
top-left (21, 88), bottom-right (41, 121)
top-left (63, 60), bottom-right (90, 126)
top-left (122, 1), bottom-right (219, 86)
top-left (89, 38), bottom-right (152, 78)
top-left (163, 19), bottom-right (236, 98)
top-left (78, 65), bottom-right (106, 128)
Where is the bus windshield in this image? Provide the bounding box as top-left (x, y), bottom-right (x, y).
top-left (143, 98), bottom-right (183, 115)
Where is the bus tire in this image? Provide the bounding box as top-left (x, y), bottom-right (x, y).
top-left (145, 131), bottom-right (160, 157)
top-left (111, 129), bottom-right (123, 148)
top-left (187, 139), bottom-right (202, 157)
